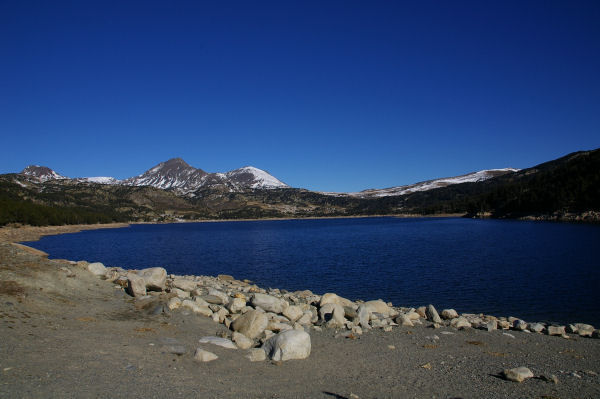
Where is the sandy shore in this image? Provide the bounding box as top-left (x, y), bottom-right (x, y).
top-left (0, 223), bottom-right (130, 243)
top-left (0, 224), bottom-right (599, 398)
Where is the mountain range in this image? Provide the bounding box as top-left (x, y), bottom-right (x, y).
top-left (21, 158), bottom-right (288, 194)
top-left (18, 158), bottom-right (516, 198)
top-left (1, 148), bottom-right (599, 225)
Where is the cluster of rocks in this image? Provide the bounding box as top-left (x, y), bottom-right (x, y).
top-left (81, 261), bottom-right (599, 363)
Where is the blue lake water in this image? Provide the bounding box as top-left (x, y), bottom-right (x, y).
top-left (23, 217), bottom-right (600, 325)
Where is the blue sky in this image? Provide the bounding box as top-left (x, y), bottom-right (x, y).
top-left (1, 1), bottom-right (599, 192)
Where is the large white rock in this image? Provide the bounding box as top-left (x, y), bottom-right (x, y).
top-left (232, 331), bottom-right (254, 350)
top-left (450, 316), bottom-right (471, 329)
top-left (180, 299), bottom-right (212, 317)
top-left (441, 309), bottom-right (459, 320)
top-left (356, 305), bottom-right (371, 329)
top-left (262, 330), bottom-right (311, 361)
top-left (574, 323), bottom-right (595, 337)
top-left (207, 288), bottom-right (229, 304)
top-left (395, 314), bottom-right (414, 327)
top-left (426, 304), bottom-right (442, 324)
top-left (126, 272), bottom-right (146, 297)
top-left (364, 300), bottom-right (393, 317)
top-left (547, 325), bottom-right (566, 336)
top-left (528, 322), bottom-right (544, 333)
top-left (231, 309), bottom-right (269, 339)
top-left (87, 262), bottom-right (107, 277)
top-left (283, 305), bottom-right (304, 322)
top-left (172, 278), bottom-right (197, 292)
top-left (319, 293), bottom-right (357, 310)
top-left (319, 303), bottom-right (346, 329)
top-left (228, 297), bottom-right (247, 314)
top-left (251, 293), bottom-right (288, 314)
top-left (137, 267), bottom-right (167, 291)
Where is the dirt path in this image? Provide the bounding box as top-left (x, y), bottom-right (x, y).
top-left (0, 225), bottom-right (598, 398)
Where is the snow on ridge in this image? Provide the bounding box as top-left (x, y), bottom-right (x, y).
top-left (227, 166), bottom-right (289, 189)
top-left (79, 176), bottom-right (120, 184)
top-left (21, 165), bottom-right (68, 182)
top-left (323, 168), bottom-right (520, 198)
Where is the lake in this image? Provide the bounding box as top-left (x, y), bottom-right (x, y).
top-left (23, 217), bottom-right (600, 325)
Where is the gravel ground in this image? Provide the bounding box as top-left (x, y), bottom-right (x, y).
top-left (0, 225), bottom-right (599, 399)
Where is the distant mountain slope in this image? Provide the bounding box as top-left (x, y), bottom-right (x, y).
top-left (335, 168), bottom-right (519, 198)
top-left (21, 165), bottom-right (67, 182)
top-left (397, 149), bottom-right (600, 219)
top-left (17, 158), bottom-right (289, 193)
top-left (121, 158), bottom-right (209, 192)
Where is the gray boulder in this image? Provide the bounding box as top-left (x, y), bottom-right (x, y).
top-left (574, 323), bottom-right (595, 337)
top-left (228, 297), bottom-right (247, 313)
top-left (355, 305), bottom-right (371, 329)
top-left (283, 305), bottom-right (304, 322)
top-left (547, 325), bottom-right (566, 336)
top-left (251, 293), bottom-right (288, 314)
top-left (87, 262), bottom-right (107, 277)
top-left (441, 309), bottom-right (459, 320)
top-left (137, 267), bottom-right (167, 291)
top-left (528, 322), bottom-right (545, 333)
top-left (126, 272), bottom-right (146, 297)
top-left (395, 314), bottom-right (414, 327)
top-left (172, 278), bottom-right (197, 292)
top-left (364, 300), bottom-right (393, 317)
top-left (319, 293), bottom-right (357, 309)
top-left (426, 304), bottom-right (442, 324)
top-left (231, 309), bottom-right (269, 339)
top-left (232, 332), bottom-right (254, 350)
top-left (319, 303), bottom-right (346, 329)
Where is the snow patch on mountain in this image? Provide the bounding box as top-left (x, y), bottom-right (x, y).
top-left (226, 166), bottom-right (288, 189)
top-left (78, 176), bottom-right (121, 184)
top-left (21, 165), bottom-right (68, 182)
top-left (324, 168), bottom-right (520, 198)
top-left (118, 158), bottom-right (287, 193)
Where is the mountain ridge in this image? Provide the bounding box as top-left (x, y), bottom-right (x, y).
top-left (19, 158), bottom-right (289, 193)
top-left (3, 148), bottom-right (598, 226)
top-left (18, 158), bottom-right (515, 197)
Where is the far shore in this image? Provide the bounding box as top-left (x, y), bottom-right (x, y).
top-left (0, 214), bottom-right (467, 244)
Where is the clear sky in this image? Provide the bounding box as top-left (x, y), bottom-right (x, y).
top-left (1, 1), bottom-right (599, 192)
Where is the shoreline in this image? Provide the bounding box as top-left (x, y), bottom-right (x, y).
top-left (3, 222), bottom-right (598, 329)
top-left (0, 215), bottom-right (465, 243)
top-left (1, 224), bottom-right (599, 398)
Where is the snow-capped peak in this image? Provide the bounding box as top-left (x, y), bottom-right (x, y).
top-left (226, 166), bottom-right (289, 189)
top-left (20, 165), bottom-right (67, 182)
top-left (17, 159), bottom-right (289, 193)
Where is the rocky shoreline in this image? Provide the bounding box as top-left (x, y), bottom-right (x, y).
top-left (83, 259), bottom-right (600, 365)
top-left (1, 224), bottom-right (599, 398)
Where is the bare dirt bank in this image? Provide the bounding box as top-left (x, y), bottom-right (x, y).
top-left (0, 223), bottom-right (130, 244)
top-left (0, 225), bottom-right (599, 398)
